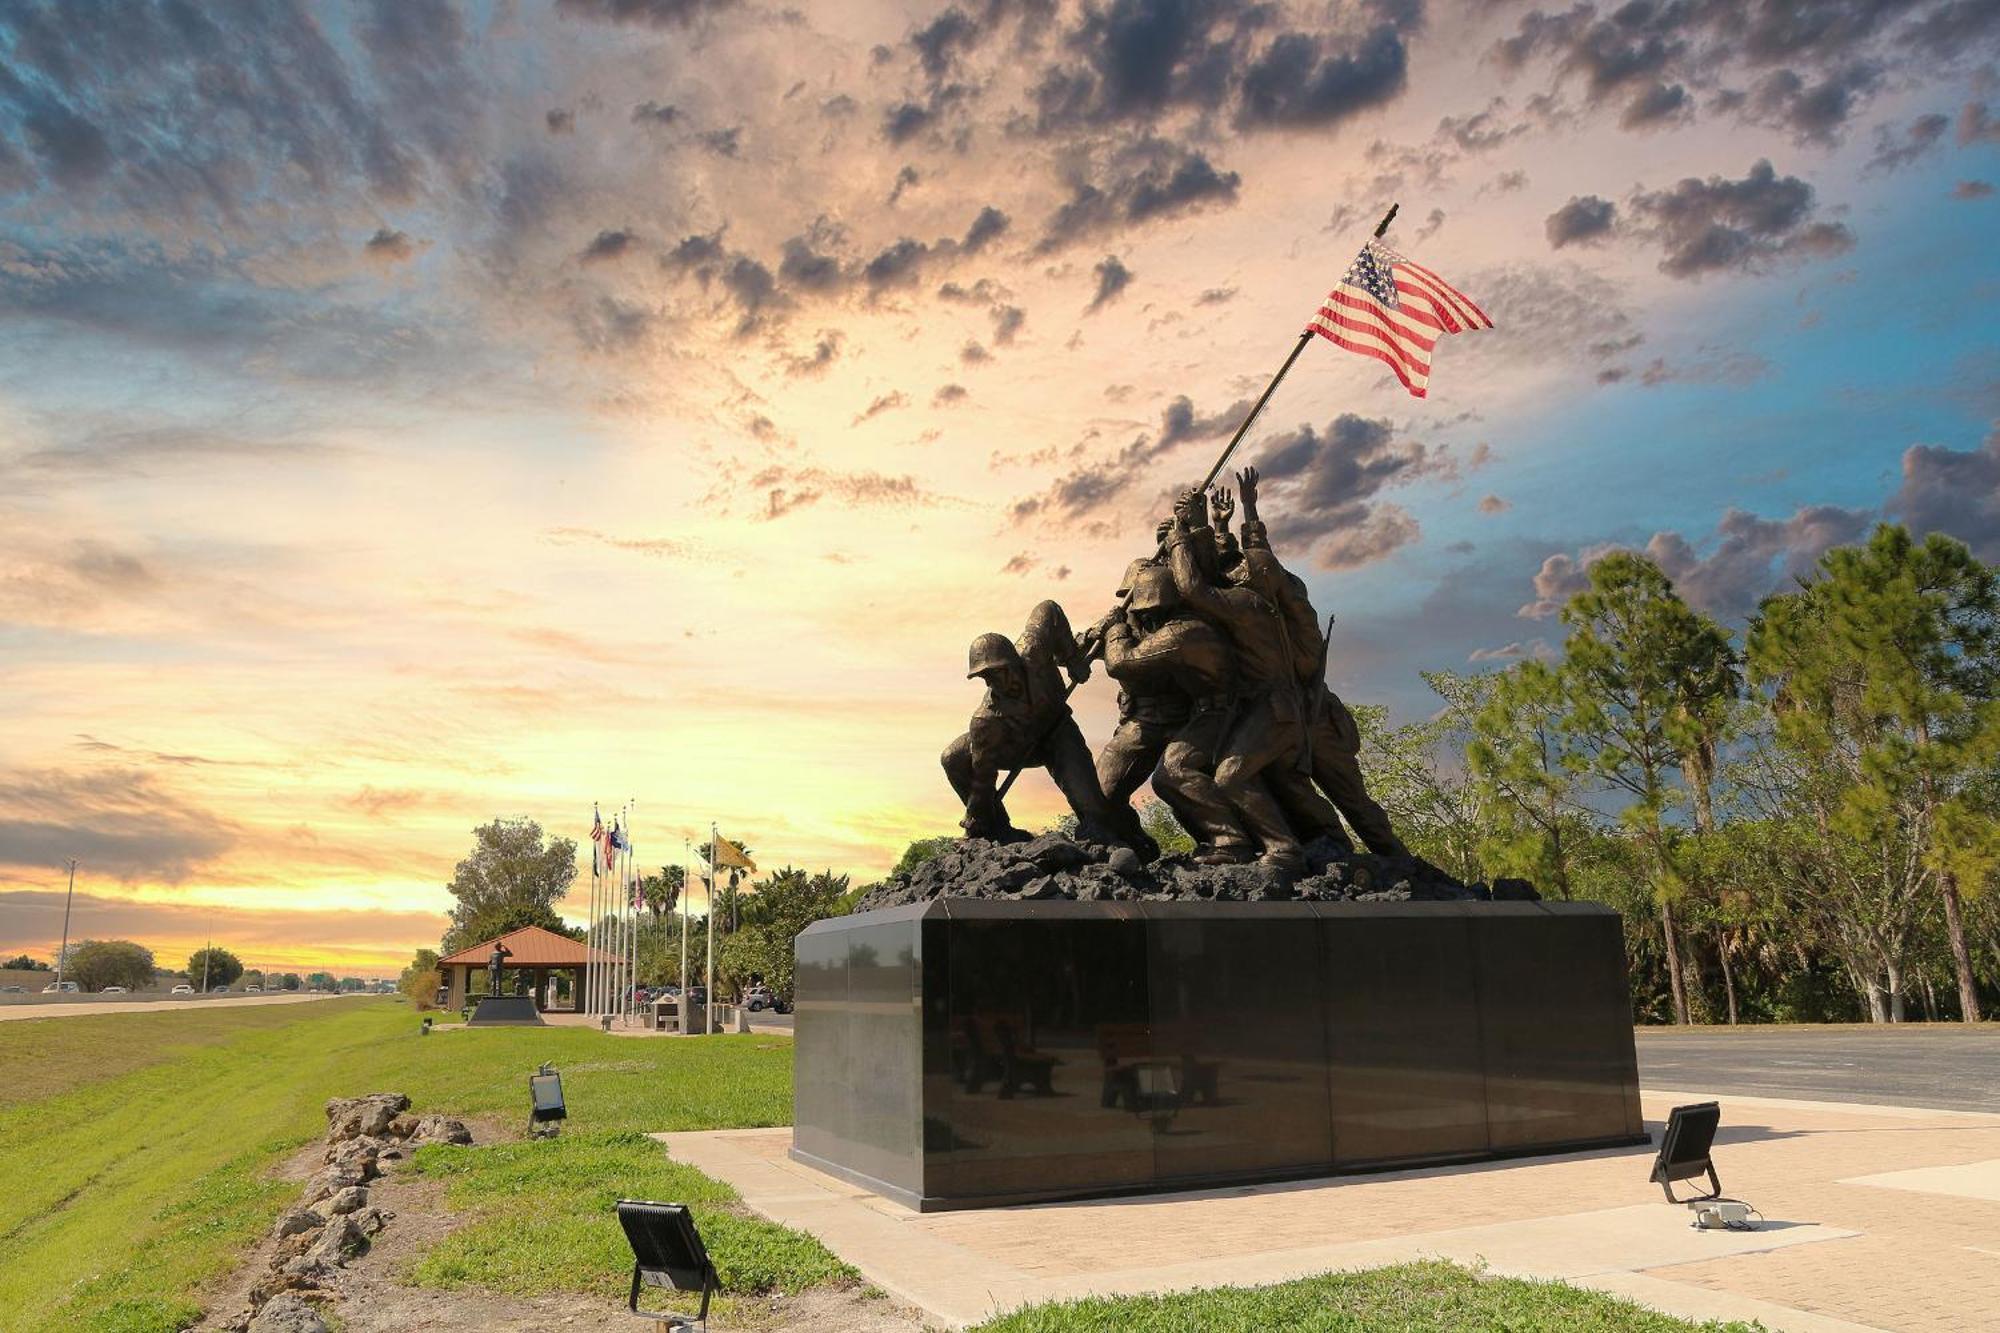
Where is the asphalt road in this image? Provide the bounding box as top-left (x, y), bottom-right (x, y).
top-left (1635, 1025), bottom-right (2000, 1113)
top-left (0, 991), bottom-right (355, 1022)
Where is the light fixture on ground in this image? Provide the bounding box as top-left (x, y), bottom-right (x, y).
top-left (527, 1062), bottom-right (566, 1138)
top-left (420, 1016), bottom-right (433, 1035)
top-left (615, 1200), bottom-right (718, 1331)
top-left (1651, 1100), bottom-right (1759, 1230)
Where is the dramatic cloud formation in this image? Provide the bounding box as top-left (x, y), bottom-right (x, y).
top-left (0, 0), bottom-right (1991, 968)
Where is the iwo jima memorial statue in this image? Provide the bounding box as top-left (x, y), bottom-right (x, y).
top-left (794, 209), bottom-right (1647, 1211)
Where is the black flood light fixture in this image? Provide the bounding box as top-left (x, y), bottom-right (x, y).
top-left (527, 1062), bottom-right (566, 1138)
top-left (421, 1016), bottom-right (433, 1035)
top-left (616, 1199), bottom-right (718, 1330)
top-left (1650, 1101), bottom-right (1722, 1203)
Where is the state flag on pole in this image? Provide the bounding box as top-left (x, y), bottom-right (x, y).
top-left (1307, 240), bottom-right (1492, 399)
top-left (712, 836), bottom-right (756, 873)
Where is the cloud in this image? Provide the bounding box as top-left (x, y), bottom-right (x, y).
top-left (1546, 195), bottom-right (1616, 247)
top-left (961, 205), bottom-right (1011, 253)
top-left (1954, 179), bottom-right (1995, 199)
top-left (0, 767), bottom-right (238, 883)
top-left (1961, 101), bottom-right (2000, 144)
top-left (1626, 160), bottom-right (1854, 278)
top-left (1887, 422), bottom-right (2000, 561)
top-left (1036, 139), bottom-right (1242, 251)
top-left (545, 527), bottom-right (693, 559)
top-left (1868, 111), bottom-right (1951, 171)
top-left (990, 304), bottom-right (1025, 345)
top-left (580, 229), bottom-right (640, 263)
top-left (1195, 286), bottom-right (1237, 305)
top-left (632, 101), bottom-right (682, 127)
top-left (888, 164), bottom-right (920, 205)
top-left (1255, 413), bottom-right (1454, 569)
top-left (783, 330), bottom-right (843, 377)
top-left (1619, 81), bottom-right (1689, 129)
top-left (1236, 26), bottom-right (1411, 128)
top-left (363, 228), bottom-right (417, 264)
top-left (933, 383), bottom-right (969, 406)
top-left (1478, 494), bottom-right (1510, 514)
top-left (1520, 503), bottom-right (1874, 620)
top-left (697, 127), bottom-right (742, 158)
top-left (1087, 255), bottom-right (1132, 313)
top-left (1010, 392), bottom-right (1249, 529)
top-left (546, 108), bottom-right (576, 135)
top-left (853, 391), bottom-right (908, 424)
top-left (553, 0), bottom-right (735, 26)
top-left (747, 465), bottom-right (936, 520)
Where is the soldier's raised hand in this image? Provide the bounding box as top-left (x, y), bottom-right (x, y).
top-left (1211, 486), bottom-right (1235, 528)
top-left (1236, 466), bottom-right (1261, 522)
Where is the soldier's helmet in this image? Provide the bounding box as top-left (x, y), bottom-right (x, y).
top-left (1127, 565), bottom-right (1179, 613)
top-left (1115, 557), bottom-right (1154, 598)
top-left (966, 632), bottom-right (1022, 679)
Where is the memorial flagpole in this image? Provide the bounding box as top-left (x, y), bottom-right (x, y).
top-left (706, 822), bottom-right (718, 1036)
top-left (586, 809), bottom-right (598, 1015)
top-left (680, 839), bottom-right (691, 1009)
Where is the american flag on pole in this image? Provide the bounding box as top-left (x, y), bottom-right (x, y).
top-left (1308, 240), bottom-right (1492, 399)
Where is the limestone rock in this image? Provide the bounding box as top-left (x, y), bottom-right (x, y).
top-left (247, 1294), bottom-right (330, 1333)
top-left (409, 1114), bottom-right (473, 1146)
top-left (304, 1214), bottom-right (366, 1266)
top-left (324, 1186), bottom-right (368, 1216)
top-left (323, 1093), bottom-right (409, 1142)
top-left (271, 1208), bottom-right (323, 1240)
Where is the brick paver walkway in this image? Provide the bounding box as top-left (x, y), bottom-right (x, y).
top-left (662, 1090), bottom-right (2000, 1330)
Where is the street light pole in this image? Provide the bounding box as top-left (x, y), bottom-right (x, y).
top-left (53, 858), bottom-right (77, 990)
top-left (201, 926), bottom-right (212, 994)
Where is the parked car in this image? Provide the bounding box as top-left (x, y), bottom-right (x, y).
top-left (41, 981), bottom-right (79, 994)
top-left (245, 985), bottom-right (262, 994)
top-left (171, 984), bottom-right (194, 996)
top-left (744, 984), bottom-right (775, 1012)
top-left (0, 984), bottom-right (26, 994)
top-left (213, 986), bottom-right (231, 995)
top-left (100, 986), bottom-right (128, 994)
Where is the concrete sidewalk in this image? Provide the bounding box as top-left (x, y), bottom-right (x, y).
top-left (658, 1090), bottom-right (2000, 1331)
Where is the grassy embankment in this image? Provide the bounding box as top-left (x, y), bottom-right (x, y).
top-left (0, 999), bottom-right (839, 1333)
top-left (4, 1000), bottom-right (1755, 1333)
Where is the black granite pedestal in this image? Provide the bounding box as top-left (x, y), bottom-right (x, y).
top-left (467, 995), bottom-right (545, 1026)
top-left (792, 899), bottom-right (1645, 1211)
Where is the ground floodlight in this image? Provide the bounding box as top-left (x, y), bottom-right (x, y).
top-left (616, 1199), bottom-right (718, 1330)
top-left (528, 1062), bottom-right (566, 1138)
top-left (1650, 1101), bottom-right (1722, 1203)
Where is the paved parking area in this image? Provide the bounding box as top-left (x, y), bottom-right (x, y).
top-left (667, 1090), bottom-right (2000, 1331)
top-left (1636, 1026), bottom-right (2000, 1113)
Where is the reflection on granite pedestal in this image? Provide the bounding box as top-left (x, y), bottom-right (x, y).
top-left (793, 900), bottom-right (1645, 1211)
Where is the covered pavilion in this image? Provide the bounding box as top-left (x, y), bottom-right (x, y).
top-left (438, 925), bottom-right (616, 1013)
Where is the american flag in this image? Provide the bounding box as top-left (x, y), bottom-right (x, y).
top-left (1308, 241), bottom-right (1492, 399)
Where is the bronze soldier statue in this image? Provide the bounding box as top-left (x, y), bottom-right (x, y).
top-left (1167, 490), bottom-right (1342, 870)
top-left (486, 940), bottom-right (512, 997)
top-left (1090, 557), bottom-right (1178, 858)
top-left (942, 601), bottom-right (1124, 845)
top-left (1233, 467), bottom-right (1407, 856)
top-left (1098, 565), bottom-right (1253, 861)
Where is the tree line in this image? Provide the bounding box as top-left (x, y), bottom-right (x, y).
top-left (1354, 523), bottom-right (1999, 1024)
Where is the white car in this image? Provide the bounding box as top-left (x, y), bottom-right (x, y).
top-left (101, 986), bottom-right (128, 994)
top-left (171, 984), bottom-right (194, 996)
top-left (41, 982), bottom-right (79, 994)
top-left (245, 985), bottom-right (262, 994)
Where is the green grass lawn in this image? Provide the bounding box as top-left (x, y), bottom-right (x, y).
top-left (7, 1002), bottom-right (1754, 1333)
top-left (0, 999), bottom-right (834, 1333)
top-left (970, 1260), bottom-right (1759, 1332)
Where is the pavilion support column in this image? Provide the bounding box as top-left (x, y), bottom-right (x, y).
top-left (446, 966), bottom-right (466, 1011)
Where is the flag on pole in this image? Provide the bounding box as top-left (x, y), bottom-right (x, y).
top-left (711, 836), bottom-right (756, 873)
top-left (591, 809), bottom-right (613, 877)
top-left (1307, 240), bottom-right (1492, 399)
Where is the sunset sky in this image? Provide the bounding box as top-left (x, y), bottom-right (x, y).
top-left (2, 0), bottom-right (1997, 974)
